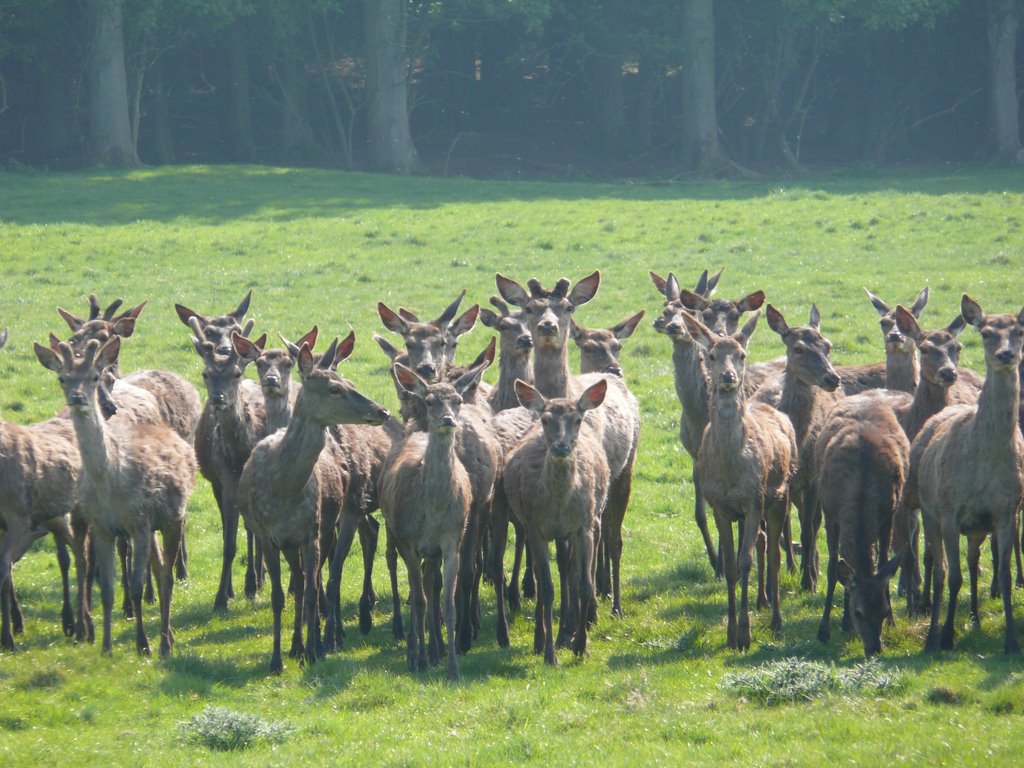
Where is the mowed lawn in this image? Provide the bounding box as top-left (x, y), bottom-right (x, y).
top-left (0, 165), bottom-right (1022, 766)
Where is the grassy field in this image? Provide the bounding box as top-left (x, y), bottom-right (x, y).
top-left (1, 164), bottom-right (1023, 766)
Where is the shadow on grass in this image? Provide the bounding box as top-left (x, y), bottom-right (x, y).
top-left (3, 165), bottom-right (1023, 227)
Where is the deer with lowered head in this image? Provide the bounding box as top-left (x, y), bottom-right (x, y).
top-left (683, 311), bottom-right (797, 650)
top-left (35, 337), bottom-right (196, 658)
top-left (910, 296), bottom-right (1024, 654)
top-left (0, 329), bottom-right (91, 651)
top-left (379, 361), bottom-right (489, 681)
top-left (813, 392), bottom-right (908, 657)
top-left (237, 334), bottom-right (390, 673)
top-left (504, 378), bottom-right (610, 665)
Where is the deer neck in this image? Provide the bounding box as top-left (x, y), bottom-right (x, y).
top-left (422, 427), bottom-right (460, 499)
top-left (533, 342), bottom-right (571, 398)
top-left (274, 388), bottom-right (329, 499)
top-left (68, 389), bottom-right (117, 485)
top-left (494, 349), bottom-right (533, 411)
top-left (263, 385), bottom-right (294, 434)
top-left (886, 349), bottom-right (918, 394)
top-left (214, 389), bottom-right (263, 462)
top-left (904, 376), bottom-right (950, 441)
top-left (672, 340), bottom-right (710, 424)
top-left (709, 387), bottom-right (746, 447)
top-left (779, 370), bottom-right (828, 445)
top-left (975, 364), bottom-right (1021, 450)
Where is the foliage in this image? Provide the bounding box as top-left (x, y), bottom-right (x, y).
top-left (178, 707), bottom-right (295, 751)
top-left (721, 658), bottom-right (904, 704)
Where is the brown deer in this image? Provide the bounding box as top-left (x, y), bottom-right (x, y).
top-left (504, 378), bottom-right (610, 665)
top-left (766, 303), bottom-right (844, 592)
top-left (814, 394), bottom-right (908, 656)
top-left (379, 363), bottom-right (486, 681)
top-left (237, 335), bottom-right (390, 673)
top-left (497, 271), bottom-right (639, 622)
top-left (0, 329), bottom-right (91, 651)
top-left (683, 312), bottom-right (797, 650)
top-left (864, 287), bottom-right (930, 393)
top-left (377, 290), bottom-right (472, 383)
top-left (570, 311), bottom-right (645, 378)
top-left (35, 337), bottom-right (195, 658)
top-left (911, 296), bottom-right (1024, 653)
top-left (479, 296), bottom-right (534, 412)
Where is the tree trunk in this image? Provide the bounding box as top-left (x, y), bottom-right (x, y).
top-left (147, 56), bottom-right (176, 165)
top-left (988, 0), bottom-right (1023, 164)
top-left (225, 23), bottom-right (255, 162)
top-left (85, 0), bottom-right (140, 167)
top-left (364, 0), bottom-right (420, 174)
top-left (680, 0), bottom-right (727, 173)
top-left (278, 55), bottom-right (309, 161)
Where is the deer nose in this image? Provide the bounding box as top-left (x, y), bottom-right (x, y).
top-left (653, 317), bottom-right (666, 332)
top-left (605, 365), bottom-right (623, 378)
top-left (664, 321), bottom-right (681, 336)
top-left (416, 363), bottom-right (437, 380)
top-left (938, 366), bottom-right (957, 384)
top-left (215, 344), bottom-right (233, 356)
top-left (823, 372), bottom-right (841, 391)
top-left (516, 334), bottom-right (533, 349)
top-left (550, 443), bottom-right (572, 458)
top-left (720, 371), bottom-right (737, 386)
top-left (439, 415), bottom-right (457, 429)
top-left (263, 375), bottom-right (280, 388)
top-left (68, 392), bottom-right (88, 407)
top-left (886, 331), bottom-right (905, 345)
top-left (210, 392), bottom-right (227, 406)
top-left (996, 349), bottom-right (1015, 365)
top-left (537, 320), bottom-right (558, 336)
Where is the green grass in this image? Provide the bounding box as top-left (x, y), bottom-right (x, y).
top-left (1, 164), bottom-right (1023, 766)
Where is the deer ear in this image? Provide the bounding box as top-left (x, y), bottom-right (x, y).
top-left (568, 271), bottom-right (600, 306)
top-left (649, 271), bottom-right (667, 297)
top-left (514, 379), bottom-right (545, 413)
top-left (766, 304), bottom-right (789, 337)
top-left (175, 304), bottom-right (203, 328)
top-left (737, 311), bottom-right (760, 347)
top-left (434, 289), bottom-right (467, 329)
top-left (809, 304), bottom-right (821, 329)
top-left (682, 313), bottom-right (713, 350)
top-left (335, 331), bottom-right (356, 365)
top-left (297, 343), bottom-right (316, 377)
top-left (894, 305), bottom-right (924, 342)
top-left (569, 319), bottom-right (584, 342)
top-left (577, 379), bottom-right (607, 412)
top-left (704, 268), bottom-right (724, 295)
top-left (878, 549), bottom-right (903, 581)
top-left (378, 302), bottom-right (409, 335)
top-left (373, 333), bottom-right (402, 362)
top-left (496, 274), bottom-right (530, 307)
top-left (737, 290), bottom-right (766, 313)
top-left (230, 290), bottom-right (252, 322)
top-left (865, 288), bottom-right (890, 317)
top-left (57, 307), bottom-right (84, 332)
top-left (111, 316), bottom-right (137, 338)
top-left (961, 295), bottom-right (984, 327)
top-left (612, 310), bottom-right (645, 340)
top-left (34, 342), bottom-right (63, 372)
top-left (449, 305), bottom-right (479, 338)
top-left (478, 308), bottom-right (499, 329)
top-left (294, 326), bottom-right (318, 357)
top-left (394, 363), bottom-right (428, 398)
top-left (398, 307), bottom-right (419, 323)
top-left (96, 337), bottom-right (121, 370)
top-left (232, 331), bottom-right (260, 362)
top-left (911, 287), bottom-right (929, 318)
top-left (48, 332), bottom-right (62, 352)
top-left (679, 288), bottom-right (708, 311)
top-left (947, 314), bottom-right (966, 337)
top-left (664, 273), bottom-right (681, 302)
top-left (836, 559), bottom-right (855, 587)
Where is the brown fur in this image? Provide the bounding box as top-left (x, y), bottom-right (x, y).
top-left (685, 313), bottom-right (797, 650)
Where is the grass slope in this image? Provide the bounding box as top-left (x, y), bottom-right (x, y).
top-left (0, 165), bottom-right (1022, 766)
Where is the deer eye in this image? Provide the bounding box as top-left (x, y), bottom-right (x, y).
top-left (58, 375), bottom-right (65, 384)
top-left (329, 385), bottom-right (343, 395)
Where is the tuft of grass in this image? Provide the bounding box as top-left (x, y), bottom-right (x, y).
top-left (721, 658), bottom-right (903, 705)
top-left (178, 706), bottom-right (295, 751)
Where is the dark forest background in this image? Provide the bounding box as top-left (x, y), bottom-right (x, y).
top-left (1, 0), bottom-right (1022, 177)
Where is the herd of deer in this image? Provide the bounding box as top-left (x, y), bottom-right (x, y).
top-left (0, 269), bottom-right (1021, 681)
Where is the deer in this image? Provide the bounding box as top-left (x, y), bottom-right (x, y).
top-left (814, 393), bottom-right (908, 656)
top-left (0, 329), bottom-right (91, 652)
top-left (379, 362), bottom-right (489, 681)
top-left (34, 337), bottom-right (195, 658)
top-left (497, 271), bottom-right (639, 623)
top-left (504, 378), bottom-right (610, 665)
top-left (570, 311), bottom-right (645, 378)
top-left (378, 299), bottom-right (501, 653)
top-left (909, 296), bottom-right (1024, 654)
top-left (237, 335), bottom-right (390, 673)
top-left (683, 312), bottom-right (797, 650)
top-left (766, 303), bottom-right (845, 593)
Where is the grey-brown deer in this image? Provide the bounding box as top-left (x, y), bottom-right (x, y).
top-left (683, 312), bottom-right (797, 650)
top-left (910, 296), bottom-right (1024, 654)
top-left (35, 337), bottom-right (196, 658)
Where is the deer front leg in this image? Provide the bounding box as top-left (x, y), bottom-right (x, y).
top-left (129, 532), bottom-right (153, 656)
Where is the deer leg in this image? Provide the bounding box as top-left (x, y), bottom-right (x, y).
top-left (939, 525), bottom-right (961, 652)
top-left (284, 549), bottom-right (304, 660)
top-left (324, 514), bottom-right (356, 653)
top-left (766, 503), bottom-right (784, 638)
top-left (528, 530), bottom-right (557, 666)
top-left (693, 465), bottom-right (719, 577)
top-left (0, 554), bottom-right (13, 650)
top-left (71, 518), bottom-right (92, 643)
top-left (400, 545), bottom-right (426, 674)
top-left (489, 484), bottom-right (510, 648)
top-left (214, 497), bottom-right (238, 611)
top-left (8, 576), bottom-right (23, 638)
top-left (175, 527), bottom-right (188, 582)
top-left (782, 511), bottom-right (797, 575)
top-left (755, 522), bottom-right (768, 611)
top-left (715, 511), bottom-right (739, 650)
top-left (997, 519), bottom-right (1020, 653)
top-left (606, 469), bottom-right (631, 617)
top-left (554, 538), bottom-right (572, 649)
top-left (303, 537), bottom-right (321, 667)
top-left (443, 548), bottom-right (461, 682)
top-left (93, 532), bottom-right (116, 655)
top-left (154, 526), bottom-right (179, 659)
top-left (129, 532), bottom-right (152, 657)
top-left (505, 512), bottom-right (524, 614)
top-left (737, 509), bottom-right (760, 652)
top-left (573, 528), bottom-right (597, 658)
top-left (971, 535), bottom-right (984, 626)
top-left (384, 525), bottom-right (403, 641)
top-left (118, 536), bottom-right (133, 619)
top-left (424, 560), bottom-right (442, 666)
top-left (54, 535), bottom-right (74, 637)
top-left (989, 531), bottom-right (1000, 600)
top-left (265, 543), bottom-right (284, 675)
top-left (455, 509), bottom-right (481, 655)
top-left (357, 515), bottom-right (379, 635)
